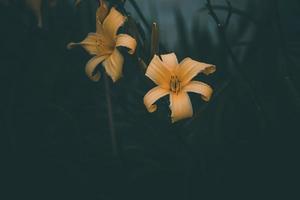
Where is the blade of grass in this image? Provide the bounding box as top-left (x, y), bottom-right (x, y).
top-left (128, 0), bottom-right (150, 31)
top-left (275, 0), bottom-right (300, 111)
top-left (197, 4), bottom-right (261, 26)
top-left (205, 0), bottom-right (267, 131)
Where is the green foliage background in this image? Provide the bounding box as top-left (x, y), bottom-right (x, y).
top-left (1, 0), bottom-right (299, 199)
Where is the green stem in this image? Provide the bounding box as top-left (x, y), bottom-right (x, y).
top-left (104, 74), bottom-right (119, 158)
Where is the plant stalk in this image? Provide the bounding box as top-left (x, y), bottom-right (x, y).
top-left (104, 74), bottom-right (119, 158)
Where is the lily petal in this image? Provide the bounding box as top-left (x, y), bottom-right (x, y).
top-left (67, 33), bottom-right (98, 55)
top-left (144, 86), bottom-right (170, 113)
top-left (96, 0), bottom-right (109, 33)
top-left (102, 49), bottom-right (124, 82)
top-left (183, 81), bottom-right (213, 101)
top-left (170, 92), bottom-right (193, 123)
top-left (85, 55), bottom-right (107, 81)
top-left (161, 53), bottom-right (178, 72)
top-left (103, 7), bottom-right (126, 39)
top-left (116, 34), bottom-right (137, 54)
top-left (177, 58), bottom-right (216, 86)
top-left (146, 55), bottom-right (171, 89)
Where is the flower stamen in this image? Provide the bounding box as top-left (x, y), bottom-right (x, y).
top-left (170, 75), bottom-right (181, 94)
top-left (96, 38), bottom-right (102, 52)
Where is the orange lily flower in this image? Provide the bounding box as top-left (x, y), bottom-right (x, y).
top-left (144, 53), bottom-right (216, 123)
top-left (68, 4), bottom-right (137, 82)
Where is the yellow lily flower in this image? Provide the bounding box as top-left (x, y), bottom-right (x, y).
top-left (68, 5), bottom-right (137, 82)
top-left (143, 53), bottom-right (216, 123)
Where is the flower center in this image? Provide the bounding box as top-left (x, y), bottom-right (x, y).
top-left (95, 36), bottom-right (114, 55)
top-left (96, 38), bottom-right (102, 52)
top-left (170, 75), bottom-right (181, 94)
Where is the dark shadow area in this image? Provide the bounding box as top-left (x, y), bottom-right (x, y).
top-left (1, 0), bottom-right (299, 199)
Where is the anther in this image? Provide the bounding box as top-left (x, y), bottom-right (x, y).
top-left (170, 75), bottom-right (181, 94)
top-left (96, 38), bottom-right (102, 51)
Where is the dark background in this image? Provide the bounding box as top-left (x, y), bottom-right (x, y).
top-left (1, 0), bottom-right (299, 199)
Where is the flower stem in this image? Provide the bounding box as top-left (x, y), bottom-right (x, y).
top-left (104, 73), bottom-right (119, 158)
